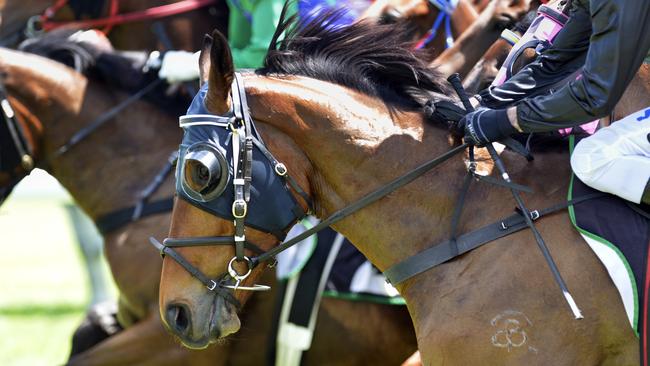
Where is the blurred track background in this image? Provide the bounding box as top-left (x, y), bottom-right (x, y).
top-left (0, 170), bottom-right (116, 366)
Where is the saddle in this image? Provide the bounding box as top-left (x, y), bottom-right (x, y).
top-left (569, 137), bottom-right (650, 355)
top-left (571, 175), bottom-right (650, 331)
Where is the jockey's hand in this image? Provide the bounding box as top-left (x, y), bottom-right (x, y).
top-left (424, 100), bottom-right (468, 134)
top-left (460, 108), bottom-right (516, 146)
top-left (158, 51), bottom-right (200, 83)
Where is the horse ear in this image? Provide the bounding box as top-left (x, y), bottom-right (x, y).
top-left (204, 29), bottom-right (234, 114)
top-left (198, 34), bottom-right (213, 87)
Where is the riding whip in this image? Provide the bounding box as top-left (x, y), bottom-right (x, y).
top-left (447, 73), bottom-right (583, 320)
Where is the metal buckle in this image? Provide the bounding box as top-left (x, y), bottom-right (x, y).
top-left (530, 210), bottom-right (540, 221)
top-left (274, 163), bottom-right (287, 176)
top-left (25, 16), bottom-right (45, 38)
top-left (232, 199), bottom-right (247, 218)
top-left (207, 280), bottom-right (218, 291)
top-left (21, 155), bottom-right (34, 171)
top-left (1, 99), bottom-right (15, 118)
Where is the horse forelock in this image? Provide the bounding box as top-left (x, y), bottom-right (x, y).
top-left (258, 7), bottom-right (452, 111)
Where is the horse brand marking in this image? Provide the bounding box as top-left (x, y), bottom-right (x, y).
top-left (490, 310), bottom-right (534, 352)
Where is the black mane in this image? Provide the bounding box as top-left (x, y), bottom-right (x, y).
top-left (18, 30), bottom-right (188, 116)
top-left (258, 8), bottom-right (451, 111)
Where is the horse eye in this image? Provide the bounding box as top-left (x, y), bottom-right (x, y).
top-left (182, 147), bottom-right (226, 199)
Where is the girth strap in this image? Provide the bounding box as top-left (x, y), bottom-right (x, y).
top-left (383, 193), bottom-right (605, 285)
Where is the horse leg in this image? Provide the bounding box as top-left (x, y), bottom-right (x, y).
top-left (67, 313), bottom-right (230, 366)
top-left (65, 204), bottom-right (111, 306)
top-left (70, 301), bottom-right (121, 357)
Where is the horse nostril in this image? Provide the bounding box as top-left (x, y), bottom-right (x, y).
top-left (166, 303), bottom-right (191, 336)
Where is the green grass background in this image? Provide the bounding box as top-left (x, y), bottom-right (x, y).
top-left (0, 171), bottom-right (116, 366)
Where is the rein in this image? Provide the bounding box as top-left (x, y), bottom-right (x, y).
top-left (0, 78), bottom-right (35, 203)
top-left (149, 73), bottom-right (469, 306)
top-left (27, 0), bottom-right (218, 37)
top-left (151, 73), bottom-right (598, 319)
top-left (416, 0), bottom-right (457, 49)
top-left (52, 77), bottom-right (179, 234)
top-left (0, 81), bottom-right (34, 173)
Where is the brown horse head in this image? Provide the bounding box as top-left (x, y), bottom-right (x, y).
top-left (160, 29), bottom-right (313, 349)
top-left (158, 13), bottom-right (451, 348)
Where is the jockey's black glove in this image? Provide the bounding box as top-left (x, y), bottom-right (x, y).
top-left (424, 100), bottom-right (468, 135)
top-left (461, 108), bottom-right (516, 146)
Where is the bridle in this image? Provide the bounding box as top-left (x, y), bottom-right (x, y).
top-left (148, 72), bottom-right (468, 307)
top-left (0, 79), bottom-right (35, 204)
top-left (150, 72), bottom-right (593, 320)
top-left (149, 73), bottom-right (315, 306)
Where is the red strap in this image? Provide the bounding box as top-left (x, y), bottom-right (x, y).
top-left (639, 247), bottom-right (650, 366)
top-left (100, 0), bottom-right (120, 34)
top-left (42, 0), bottom-right (68, 20)
top-left (41, 0), bottom-right (217, 32)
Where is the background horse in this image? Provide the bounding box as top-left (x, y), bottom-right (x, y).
top-left (158, 12), bottom-right (640, 365)
top-left (0, 39), bottom-right (418, 364)
top-left (431, 0), bottom-right (537, 78)
top-left (0, 0), bottom-right (229, 49)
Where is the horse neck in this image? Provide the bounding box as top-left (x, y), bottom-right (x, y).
top-left (245, 75), bottom-right (573, 312)
top-left (3, 50), bottom-right (179, 219)
top-left (246, 75), bottom-right (468, 268)
top-left (452, 0), bottom-right (479, 33)
top-left (49, 85), bottom-right (179, 220)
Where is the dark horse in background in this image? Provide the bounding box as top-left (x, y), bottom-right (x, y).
top-left (0, 33), bottom-right (418, 364)
top-left (157, 10), bottom-right (641, 365)
top-left (0, 0), bottom-right (229, 49)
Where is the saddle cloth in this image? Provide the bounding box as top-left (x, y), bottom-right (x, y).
top-left (570, 166), bottom-right (650, 333)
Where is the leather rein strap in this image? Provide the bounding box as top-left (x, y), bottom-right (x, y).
top-left (151, 73), bottom-right (596, 317)
top-left (150, 73), bottom-right (470, 303)
top-left (0, 81), bottom-right (35, 174)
